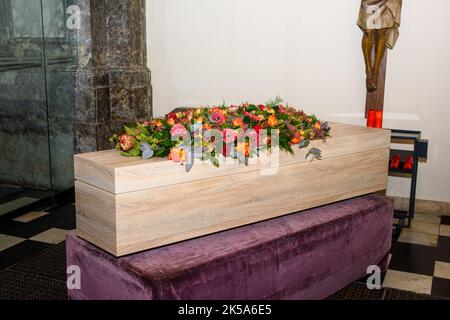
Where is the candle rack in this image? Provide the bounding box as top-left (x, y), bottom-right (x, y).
top-left (388, 129), bottom-right (428, 234)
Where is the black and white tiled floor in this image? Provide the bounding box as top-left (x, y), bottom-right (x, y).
top-left (0, 204), bottom-right (449, 300)
top-left (383, 214), bottom-right (450, 298)
top-left (0, 204), bottom-right (75, 300)
top-left (0, 185), bottom-right (52, 217)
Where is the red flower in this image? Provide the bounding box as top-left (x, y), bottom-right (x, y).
top-left (168, 112), bottom-right (177, 120)
top-left (119, 134), bottom-right (135, 152)
top-left (244, 111), bottom-right (259, 122)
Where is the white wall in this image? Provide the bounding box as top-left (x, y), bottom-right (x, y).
top-left (147, 0), bottom-right (450, 203)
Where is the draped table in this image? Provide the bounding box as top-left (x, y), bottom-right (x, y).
top-left (66, 194), bottom-right (393, 300)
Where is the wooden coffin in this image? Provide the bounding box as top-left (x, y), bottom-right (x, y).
top-left (74, 123), bottom-right (391, 256)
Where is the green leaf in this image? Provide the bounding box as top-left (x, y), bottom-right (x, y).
top-left (154, 148), bottom-right (167, 157)
top-left (129, 148), bottom-right (141, 157)
top-left (162, 140), bottom-right (174, 147)
top-left (124, 126), bottom-right (136, 136)
top-left (120, 151), bottom-right (133, 157)
top-left (137, 124), bottom-right (150, 136)
top-left (246, 105), bottom-right (258, 112)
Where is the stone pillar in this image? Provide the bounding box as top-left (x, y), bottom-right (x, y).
top-left (74, 0), bottom-right (152, 153)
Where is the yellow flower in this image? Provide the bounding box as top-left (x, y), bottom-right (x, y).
top-left (315, 122), bottom-right (321, 130)
top-left (268, 108), bottom-right (275, 114)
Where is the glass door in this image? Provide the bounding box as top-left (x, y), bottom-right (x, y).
top-left (42, 0), bottom-right (78, 192)
top-left (0, 0), bottom-right (77, 216)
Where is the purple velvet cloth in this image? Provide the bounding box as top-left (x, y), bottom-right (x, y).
top-left (67, 195), bottom-right (393, 300)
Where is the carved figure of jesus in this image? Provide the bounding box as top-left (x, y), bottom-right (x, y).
top-left (358, 0), bottom-right (402, 92)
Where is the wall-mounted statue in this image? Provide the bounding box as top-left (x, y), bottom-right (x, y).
top-left (358, 0), bottom-right (402, 92)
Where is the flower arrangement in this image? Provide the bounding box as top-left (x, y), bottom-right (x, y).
top-left (110, 98), bottom-right (331, 168)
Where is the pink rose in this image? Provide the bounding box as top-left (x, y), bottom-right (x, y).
top-left (170, 124), bottom-right (188, 137)
top-left (209, 110), bottom-right (226, 125)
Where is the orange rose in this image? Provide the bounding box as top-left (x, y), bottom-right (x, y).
top-left (233, 117), bottom-right (244, 128)
top-left (119, 134), bottom-right (135, 152)
top-left (291, 136), bottom-right (302, 144)
top-left (167, 118), bottom-right (175, 126)
top-left (152, 120), bottom-right (163, 128)
top-left (168, 148), bottom-right (187, 163)
top-left (268, 115), bottom-right (278, 127)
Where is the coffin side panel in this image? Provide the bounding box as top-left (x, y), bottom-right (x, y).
top-left (114, 148), bottom-right (389, 256)
top-left (75, 181), bottom-right (118, 256)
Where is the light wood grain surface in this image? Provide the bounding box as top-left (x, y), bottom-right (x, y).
top-left (74, 123), bottom-right (391, 256)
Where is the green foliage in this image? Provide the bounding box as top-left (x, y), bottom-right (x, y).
top-left (265, 96), bottom-right (284, 108)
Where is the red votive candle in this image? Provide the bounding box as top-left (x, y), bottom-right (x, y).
top-left (367, 109), bottom-right (376, 128)
top-left (375, 110), bottom-right (383, 128)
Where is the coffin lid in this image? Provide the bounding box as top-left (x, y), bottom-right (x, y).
top-left (74, 122), bottom-right (391, 195)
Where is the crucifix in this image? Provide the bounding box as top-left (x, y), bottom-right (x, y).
top-left (357, 0), bottom-right (403, 116)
